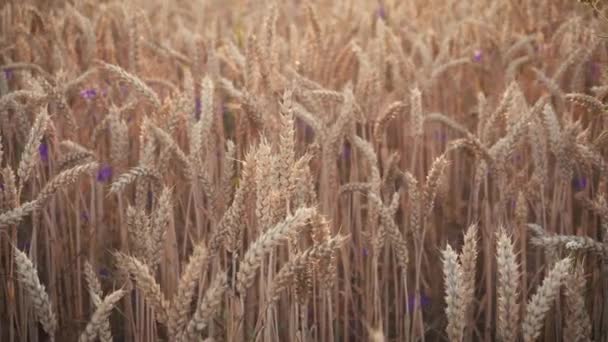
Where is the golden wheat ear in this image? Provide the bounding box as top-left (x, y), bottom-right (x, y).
top-left (78, 289), bottom-right (126, 342)
top-left (442, 244), bottom-right (465, 342)
top-left (496, 227), bottom-right (520, 342)
top-left (113, 252), bottom-right (169, 324)
top-left (563, 261), bottom-right (592, 342)
top-left (13, 247), bottom-right (57, 340)
top-left (236, 207), bottom-right (317, 294)
top-left (522, 257), bottom-right (572, 342)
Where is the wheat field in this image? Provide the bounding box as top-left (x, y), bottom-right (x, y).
top-left (1, 0), bottom-right (607, 341)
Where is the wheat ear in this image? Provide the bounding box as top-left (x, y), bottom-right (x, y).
top-left (268, 235), bottom-right (348, 305)
top-left (13, 247), bottom-right (57, 339)
top-left (17, 106), bottom-right (49, 191)
top-left (168, 243), bottom-right (209, 339)
top-left (83, 261), bottom-right (113, 342)
top-left (78, 289), bottom-right (125, 342)
top-left (181, 272), bottom-right (228, 342)
top-left (460, 224), bottom-right (478, 328)
top-left (114, 252), bottom-right (169, 323)
top-left (443, 244), bottom-right (465, 342)
top-left (522, 257), bottom-right (571, 342)
top-left (496, 228), bottom-right (520, 342)
top-left (563, 261), bottom-right (591, 342)
top-left (109, 166), bottom-right (161, 194)
top-left (236, 207), bottom-right (316, 294)
top-left (96, 60), bottom-right (161, 108)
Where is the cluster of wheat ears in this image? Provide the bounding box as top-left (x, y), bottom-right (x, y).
top-left (2, 0), bottom-right (608, 341)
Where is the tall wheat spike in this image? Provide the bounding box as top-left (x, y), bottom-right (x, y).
top-left (13, 247), bottom-right (57, 340)
top-left (496, 228), bottom-right (520, 342)
top-left (522, 257), bottom-right (572, 342)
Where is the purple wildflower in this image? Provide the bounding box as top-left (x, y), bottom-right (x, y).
top-left (98, 268), bottom-right (110, 279)
top-left (39, 142), bottom-right (49, 163)
top-left (589, 62), bottom-right (601, 82)
top-left (433, 130), bottom-right (447, 143)
top-left (306, 125), bottom-right (314, 139)
top-left (18, 241), bottom-right (31, 252)
top-left (194, 98), bottom-right (202, 119)
top-left (512, 154), bottom-right (522, 165)
top-left (376, 4), bottom-right (386, 20)
top-left (342, 144), bottom-right (351, 161)
top-left (362, 247), bottom-right (369, 257)
top-left (222, 107), bottom-right (231, 121)
top-left (81, 211), bottom-right (89, 222)
top-left (472, 49), bottom-right (483, 63)
top-left (0, 183), bottom-right (4, 191)
top-left (80, 88), bottom-right (97, 100)
top-left (573, 177), bottom-right (587, 191)
top-left (3, 68), bottom-right (12, 80)
top-left (147, 190), bottom-right (154, 210)
top-left (295, 118), bottom-right (315, 142)
top-left (97, 164), bottom-right (112, 183)
top-left (407, 293), bottom-right (431, 312)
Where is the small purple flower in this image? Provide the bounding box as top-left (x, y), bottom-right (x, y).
top-left (512, 154), bottom-right (522, 165)
top-left (0, 183), bottom-right (4, 191)
top-left (407, 293), bottom-right (431, 311)
top-left (589, 62), bottom-right (601, 82)
top-left (342, 144), bottom-right (351, 161)
top-left (362, 247), bottom-right (369, 257)
top-left (39, 142), bottom-right (49, 163)
top-left (433, 130), bottom-right (447, 143)
top-left (80, 88), bottom-right (97, 100)
top-left (573, 177), bottom-right (587, 191)
top-left (3, 68), bottom-right (12, 80)
top-left (472, 49), bottom-right (483, 63)
top-left (18, 241), bottom-right (31, 252)
top-left (97, 164), bottom-right (112, 183)
top-left (81, 211), bottom-right (89, 222)
top-left (147, 190), bottom-right (154, 210)
top-left (296, 118), bottom-right (315, 142)
top-left (305, 125), bottom-right (314, 138)
top-left (194, 98), bottom-right (202, 119)
top-left (98, 268), bottom-right (110, 279)
top-left (223, 109), bottom-right (232, 124)
top-left (376, 4), bottom-right (386, 20)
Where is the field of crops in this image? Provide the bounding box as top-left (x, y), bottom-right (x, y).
top-left (1, 0), bottom-right (607, 341)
